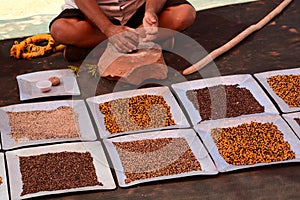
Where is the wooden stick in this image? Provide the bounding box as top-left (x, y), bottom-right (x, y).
top-left (183, 0), bottom-right (294, 75)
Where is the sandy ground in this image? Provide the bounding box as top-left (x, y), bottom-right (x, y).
top-left (0, 0), bottom-right (257, 40)
top-left (0, 0), bottom-right (256, 20)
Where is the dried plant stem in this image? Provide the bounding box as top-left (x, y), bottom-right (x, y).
top-left (183, 0), bottom-right (294, 75)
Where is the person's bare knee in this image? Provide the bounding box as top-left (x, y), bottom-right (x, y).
top-left (50, 19), bottom-right (75, 44)
top-left (159, 4), bottom-right (196, 31)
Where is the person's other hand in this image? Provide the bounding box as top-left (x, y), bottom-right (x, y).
top-left (105, 24), bottom-right (139, 53)
top-left (142, 11), bottom-right (158, 42)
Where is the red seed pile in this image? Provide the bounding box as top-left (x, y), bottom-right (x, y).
top-left (186, 84), bottom-right (265, 121)
top-left (113, 137), bottom-right (201, 184)
top-left (295, 118), bottom-right (300, 125)
top-left (7, 106), bottom-right (81, 142)
top-left (99, 95), bottom-right (176, 134)
top-left (267, 74), bottom-right (300, 107)
top-left (19, 152), bottom-right (102, 196)
top-left (211, 122), bottom-right (295, 165)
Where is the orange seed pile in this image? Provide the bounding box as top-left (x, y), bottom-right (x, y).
top-left (99, 95), bottom-right (176, 134)
top-left (267, 74), bottom-right (300, 107)
top-left (211, 121), bottom-right (295, 165)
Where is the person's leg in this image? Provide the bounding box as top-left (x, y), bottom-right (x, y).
top-left (50, 18), bottom-right (106, 48)
top-left (158, 3), bottom-right (196, 32)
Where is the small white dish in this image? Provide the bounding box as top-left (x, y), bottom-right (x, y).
top-left (35, 80), bottom-right (52, 92)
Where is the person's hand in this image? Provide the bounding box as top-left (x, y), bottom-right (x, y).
top-left (142, 11), bottom-right (158, 42)
top-left (104, 24), bottom-right (139, 53)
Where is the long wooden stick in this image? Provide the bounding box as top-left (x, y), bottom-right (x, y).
top-left (183, 0), bottom-right (294, 75)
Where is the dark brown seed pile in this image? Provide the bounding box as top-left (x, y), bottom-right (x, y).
top-left (19, 152), bottom-right (102, 196)
top-left (113, 137), bottom-right (201, 184)
top-left (7, 106), bottom-right (80, 142)
top-left (211, 122), bottom-right (295, 165)
top-left (99, 95), bottom-right (176, 134)
top-left (186, 84), bottom-right (265, 121)
top-left (267, 74), bottom-right (300, 107)
top-left (295, 118), bottom-right (300, 125)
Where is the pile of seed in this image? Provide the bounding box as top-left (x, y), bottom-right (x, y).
top-left (99, 95), bottom-right (176, 134)
top-left (210, 121), bottom-right (295, 165)
top-left (267, 74), bottom-right (300, 107)
top-left (7, 106), bottom-right (81, 142)
top-left (186, 84), bottom-right (265, 121)
top-left (19, 152), bottom-right (102, 196)
top-left (295, 118), bottom-right (300, 125)
top-left (113, 137), bottom-right (201, 184)
top-left (0, 176), bottom-right (2, 185)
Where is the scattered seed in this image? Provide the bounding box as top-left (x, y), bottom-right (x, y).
top-left (19, 152), bottom-right (102, 196)
top-left (186, 84), bottom-right (265, 121)
top-left (294, 118), bottom-right (300, 125)
top-left (211, 121), bottom-right (295, 165)
top-left (113, 137), bottom-right (201, 184)
top-left (99, 95), bottom-right (176, 134)
top-left (7, 106), bottom-right (81, 142)
top-left (267, 74), bottom-right (300, 107)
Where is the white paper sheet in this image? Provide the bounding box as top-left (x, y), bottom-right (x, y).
top-left (17, 69), bottom-right (80, 101)
top-left (254, 68), bottom-right (300, 113)
top-left (282, 112), bottom-right (300, 139)
top-left (194, 115), bottom-right (300, 172)
top-left (86, 86), bottom-right (190, 138)
top-left (171, 74), bottom-right (278, 125)
top-left (0, 153), bottom-right (9, 200)
top-left (6, 141), bottom-right (116, 200)
top-left (104, 129), bottom-right (218, 187)
top-left (0, 100), bottom-right (97, 150)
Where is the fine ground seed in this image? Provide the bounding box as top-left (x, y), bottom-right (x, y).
top-left (211, 122), bottom-right (295, 165)
top-left (113, 137), bottom-right (201, 184)
top-left (267, 74), bottom-right (300, 107)
top-left (186, 84), bottom-right (265, 121)
top-left (7, 106), bottom-right (81, 142)
top-left (19, 152), bottom-right (102, 196)
top-left (99, 95), bottom-right (176, 134)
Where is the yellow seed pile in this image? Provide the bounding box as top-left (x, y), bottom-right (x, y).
top-left (113, 138), bottom-right (201, 184)
top-left (7, 106), bottom-right (81, 141)
top-left (99, 95), bottom-right (176, 134)
top-left (211, 122), bottom-right (295, 165)
top-left (267, 74), bottom-right (300, 107)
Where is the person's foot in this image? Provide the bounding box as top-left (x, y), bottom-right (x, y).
top-left (63, 45), bottom-right (92, 62)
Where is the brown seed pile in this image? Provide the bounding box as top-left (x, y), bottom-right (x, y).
top-left (295, 118), bottom-right (300, 125)
top-left (7, 106), bottom-right (81, 142)
top-left (113, 137), bottom-right (201, 184)
top-left (186, 84), bottom-right (265, 121)
top-left (267, 74), bottom-right (300, 107)
top-left (99, 95), bottom-right (176, 134)
top-left (211, 122), bottom-right (295, 165)
top-left (19, 152), bottom-right (102, 196)
top-left (0, 176), bottom-right (2, 185)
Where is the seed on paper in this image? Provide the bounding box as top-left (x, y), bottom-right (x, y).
top-left (211, 121), bottom-right (295, 165)
top-left (113, 137), bottom-right (201, 184)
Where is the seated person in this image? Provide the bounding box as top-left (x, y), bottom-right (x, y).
top-left (50, 0), bottom-right (196, 60)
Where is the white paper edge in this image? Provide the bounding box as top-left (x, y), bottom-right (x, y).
top-left (0, 100), bottom-right (97, 150)
top-left (86, 86), bottom-right (190, 138)
top-left (103, 129), bottom-right (218, 187)
top-left (254, 68), bottom-right (300, 113)
top-left (282, 112), bottom-right (300, 139)
top-left (6, 141), bottom-right (116, 200)
top-left (171, 74), bottom-right (278, 125)
top-left (194, 114), bottom-right (300, 173)
top-left (0, 153), bottom-right (9, 200)
top-left (16, 69), bottom-right (80, 101)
